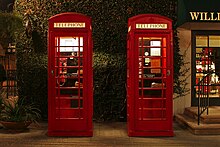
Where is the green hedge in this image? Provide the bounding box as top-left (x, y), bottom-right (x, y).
top-left (93, 52), bottom-right (126, 121)
top-left (16, 51), bottom-right (48, 118)
top-left (14, 0), bottom-right (181, 121)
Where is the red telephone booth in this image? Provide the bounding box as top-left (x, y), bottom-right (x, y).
top-left (127, 14), bottom-right (173, 136)
top-left (48, 12), bottom-right (93, 136)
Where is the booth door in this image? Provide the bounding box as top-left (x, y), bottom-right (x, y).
top-left (134, 34), bottom-right (172, 131)
top-left (50, 32), bottom-right (89, 131)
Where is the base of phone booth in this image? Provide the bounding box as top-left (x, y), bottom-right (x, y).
top-left (128, 130), bottom-right (174, 137)
top-left (47, 130), bottom-right (93, 137)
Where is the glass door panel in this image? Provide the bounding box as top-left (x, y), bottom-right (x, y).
top-left (55, 36), bottom-right (84, 119)
top-left (137, 36), bottom-right (167, 121)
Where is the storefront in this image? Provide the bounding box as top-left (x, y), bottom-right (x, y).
top-left (175, 0), bottom-right (220, 114)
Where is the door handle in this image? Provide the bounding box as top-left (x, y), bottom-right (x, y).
top-left (51, 70), bottom-right (54, 76)
top-left (167, 70), bottom-right (170, 76)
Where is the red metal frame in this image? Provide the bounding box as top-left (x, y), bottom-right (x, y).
top-left (48, 12), bottom-right (93, 136)
top-left (127, 14), bottom-right (173, 136)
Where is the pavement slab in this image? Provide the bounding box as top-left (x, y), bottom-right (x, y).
top-left (0, 121), bottom-right (220, 147)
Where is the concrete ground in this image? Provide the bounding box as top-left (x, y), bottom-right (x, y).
top-left (0, 121), bottom-right (220, 147)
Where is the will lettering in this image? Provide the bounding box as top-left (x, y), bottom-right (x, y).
top-left (190, 12), bottom-right (220, 21)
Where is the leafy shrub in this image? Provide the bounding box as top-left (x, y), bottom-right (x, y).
top-left (0, 12), bottom-right (22, 49)
top-left (0, 96), bottom-right (41, 123)
top-left (93, 52), bottom-right (126, 121)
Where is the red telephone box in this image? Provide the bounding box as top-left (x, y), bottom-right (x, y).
top-left (127, 14), bottom-right (173, 136)
top-left (48, 12), bottom-right (93, 136)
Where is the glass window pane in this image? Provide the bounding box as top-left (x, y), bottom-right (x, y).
top-left (150, 48), bottom-right (161, 56)
top-left (143, 38), bottom-right (149, 46)
top-left (59, 37), bottom-right (80, 52)
top-left (196, 48), bottom-right (203, 53)
top-left (163, 37), bottom-right (167, 47)
top-left (80, 37), bottom-right (83, 46)
top-left (150, 41), bottom-right (161, 56)
top-left (196, 36), bottom-right (208, 47)
top-left (196, 48), bottom-right (203, 59)
top-left (209, 36), bottom-right (220, 47)
top-left (60, 37), bottom-right (79, 46)
top-left (138, 37), bottom-right (142, 47)
top-left (150, 40), bottom-right (161, 47)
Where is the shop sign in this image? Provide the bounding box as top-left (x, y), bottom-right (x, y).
top-left (54, 22), bottom-right (85, 28)
top-left (190, 12), bottom-right (220, 21)
top-left (136, 23), bottom-right (167, 29)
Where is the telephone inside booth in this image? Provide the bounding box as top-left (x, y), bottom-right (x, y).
top-left (57, 37), bottom-right (83, 89)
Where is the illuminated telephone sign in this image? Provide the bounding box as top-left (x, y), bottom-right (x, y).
top-left (54, 22), bottom-right (86, 28)
top-left (136, 23), bottom-right (168, 29)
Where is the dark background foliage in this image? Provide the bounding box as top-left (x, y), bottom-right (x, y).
top-left (0, 12), bottom-right (22, 49)
top-left (13, 0), bottom-right (182, 121)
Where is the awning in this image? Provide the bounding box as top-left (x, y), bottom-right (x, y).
top-left (177, 0), bottom-right (220, 27)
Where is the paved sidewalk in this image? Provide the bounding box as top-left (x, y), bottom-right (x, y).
top-left (0, 121), bottom-right (220, 147)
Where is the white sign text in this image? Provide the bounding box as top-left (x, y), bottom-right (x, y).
top-left (54, 22), bottom-right (85, 28)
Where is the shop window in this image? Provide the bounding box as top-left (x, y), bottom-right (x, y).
top-left (195, 35), bottom-right (220, 98)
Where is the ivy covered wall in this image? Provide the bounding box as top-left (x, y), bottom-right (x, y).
top-left (14, 0), bottom-right (183, 121)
